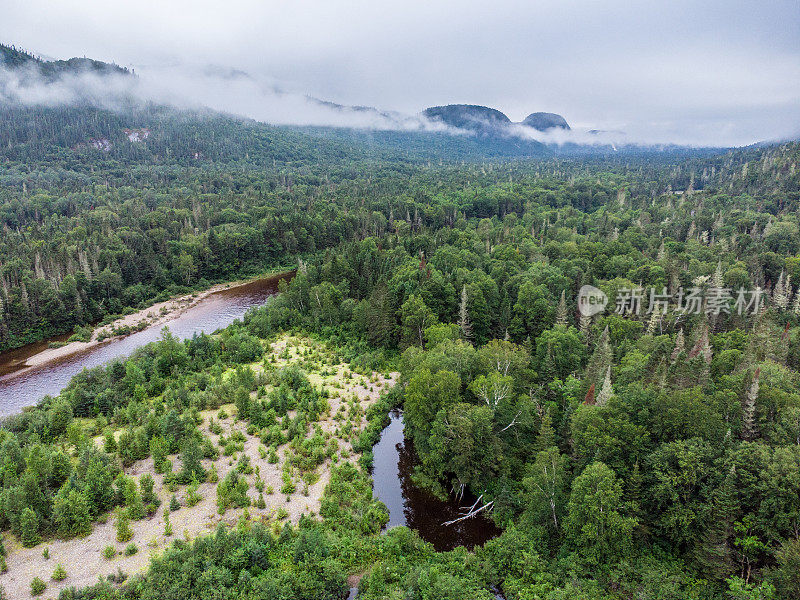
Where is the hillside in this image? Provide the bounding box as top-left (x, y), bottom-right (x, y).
top-left (422, 104), bottom-right (512, 135)
top-left (522, 111), bottom-right (570, 131)
top-left (0, 44), bottom-right (129, 79)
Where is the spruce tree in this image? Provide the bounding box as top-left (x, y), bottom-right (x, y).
top-left (585, 325), bottom-right (612, 391)
top-left (458, 284), bottom-right (473, 341)
top-left (596, 366), bottom-right (613, 406)
top-left (115, 511), bottom-right (133, 543)
top-left (20, 507), bottom-right (40, 547)
top-left (534, 408), bottom-right (556, 451)
top-left (742, 368), bottom-right (760, 441)
top-left (555, 290), bottom-right (568, 326)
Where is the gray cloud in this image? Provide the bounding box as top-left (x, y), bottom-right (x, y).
top-left (3, 0), bottom-right (799, 146)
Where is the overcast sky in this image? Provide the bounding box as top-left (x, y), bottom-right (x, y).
top-left (3, 0), bottom-right (799, 146)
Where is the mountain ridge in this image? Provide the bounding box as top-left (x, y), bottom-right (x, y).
top-left (0, 43), bottom-right (130, 79)
top-left (422, 103), bottom-right (571, 136)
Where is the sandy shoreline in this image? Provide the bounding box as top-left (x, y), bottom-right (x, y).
top-left (1, 271), bottom-right (291, 383)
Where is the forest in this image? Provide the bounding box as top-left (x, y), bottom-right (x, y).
top-left (1, 90), bottom-right (800, 598)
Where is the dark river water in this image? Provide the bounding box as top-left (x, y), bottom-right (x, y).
top-left (371, 410), bottom-right (501, 552)
top-left (0, 274), bottom-right (287, 417)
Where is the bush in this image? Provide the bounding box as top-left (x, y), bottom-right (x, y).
top-left (31, 577), bottom-right (47, 596)
top-left (216, 470), bottom-right (250, 514)
top-left (102, 545), bottom-right (117, 560)
top-left (67, 325), bottom-right (93, 343)
top-left (115, 512), bottom-right (133, 543)
top-left (140, 474), bottom-right (159, 507)
top-left (320, 463), bottom-right (389, 534)
top-left (124, 543), bottom-right (138, 556)
top-left (107, 567), bottom-right (128, 583)
top-left (186, 477), bottom-right (202, 507)
top-left (164, 509), bottom-right (173, 537)
top-left (52, 563), bottom-right (67, 581)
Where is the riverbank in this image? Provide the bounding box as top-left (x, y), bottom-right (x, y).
top-left (0, 270), bottom-right (294, 386)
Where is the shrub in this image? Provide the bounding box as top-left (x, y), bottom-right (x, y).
top-left (280, 473), bottom-right (296, 496)
top-left (163, 509), bottom-right (173, 537)
top-left (67, 325), bottom-right (92, 343)
top-left (124, 543), bottom-right (138, 556)
top-left (107, 567), bottom-right (128, 583)
top-left (216, 470), bottom-right (250, 514)
top-left (52, 563), bottom-right (67, 581)
top-left (102, 545), bottom-right (117, 560)
top-left (186, 477), bottom-right (202, 507)
top-left (115, 512), bottom-right (133, 543)
top-left (31, 577), bottom-right (46, 596)
top-left (140, 474), bottom-right (159, 507)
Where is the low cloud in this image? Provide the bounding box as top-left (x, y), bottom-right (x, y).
top-left (1, 55), bottom-right (795, 149)
top-left (0, 59), bottom-right (457, 134)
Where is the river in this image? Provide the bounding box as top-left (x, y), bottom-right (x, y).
top-left (0, 275), bottom-right (501, 563)
top-left (371, 410), bottom-right (501, 552)
top-left (0, 275), bottom-right (286, 417)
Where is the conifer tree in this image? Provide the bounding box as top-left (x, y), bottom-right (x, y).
top-left (585, 325), bottom-right (611, 391)
top-left (742, 368), bottom-right (760, 440)
top-left (596, 366), bottom-right (613, 406)
top-left (645, 306), bottom-right (661, 336)
top-left (115, 511), bottom-right (133, 543)
top-left (773, 271), bottom-right (789, 310)
top-left (695, 466), bottom-right (737, 579)
top-left (579, 312), bottom-right (592, 342)
top-left (458, 284), bottom-right (473, 341)
top-left (535, 408), bottom-right (556, 451)
top-left (20, 508), bottom-right (40, 547)
top-left (583, 383), bottom-right (596, 405)
top-left (712, 261), bottom-right (724, 290)
top-left (555, 290), bottom-right (568, 326)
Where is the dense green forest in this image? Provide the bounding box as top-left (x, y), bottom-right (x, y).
top-left (3, 52), bottom-right (800, 597)
top-left (0, 97), bottom-right (795, 352)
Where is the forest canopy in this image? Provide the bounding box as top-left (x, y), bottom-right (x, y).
top-left (1, 97), bottom-right (800, 599)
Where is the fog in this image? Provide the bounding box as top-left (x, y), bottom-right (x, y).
top-left (0, 61), bottom-right (446, 132)
top-left (2, 0), bottom-right (799, 147)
